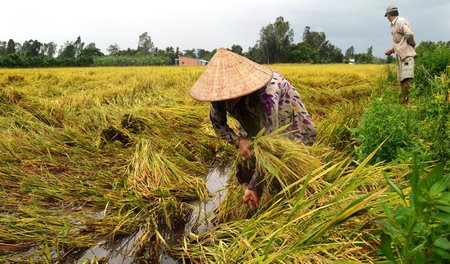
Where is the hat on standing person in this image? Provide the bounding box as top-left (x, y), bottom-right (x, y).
top-left (384, 5), bottom-right (398, 16)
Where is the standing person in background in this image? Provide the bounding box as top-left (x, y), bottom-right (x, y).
top-left (189, 48), bottom-right (317, 211)
top-left (384, 5), bottom-right (417, 105)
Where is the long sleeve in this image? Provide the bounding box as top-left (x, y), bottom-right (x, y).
top-left (259, 80), bottom-right (280, 133)
top-left (262, 72), bottom-right (317, 145)
top-left (285, 81), bottom-right (317, 146)
top-left (210, 101), bottom-right (239, 145)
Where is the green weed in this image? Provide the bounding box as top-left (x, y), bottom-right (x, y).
top-left (377, 162), bottom-right (450, 263)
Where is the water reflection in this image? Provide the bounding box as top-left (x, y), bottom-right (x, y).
top-left (76, 167), bottom-right (230, 263)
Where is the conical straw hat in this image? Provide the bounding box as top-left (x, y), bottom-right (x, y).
top-left (190, 48), bottom-right (273, 102)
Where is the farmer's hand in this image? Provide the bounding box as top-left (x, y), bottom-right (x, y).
top-left (238, 138), bottom-right (251, 161)
top-left (243, 188), bottom-right (259, 211)
top-left (406, 34), bottom-right (416, 48)
top-left (384, 48), bottom-right (394, 56)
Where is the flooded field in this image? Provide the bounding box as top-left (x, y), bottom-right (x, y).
top-left (76, 168), bottom-right (229, 263)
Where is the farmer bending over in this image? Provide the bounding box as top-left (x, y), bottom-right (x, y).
top-left (190, 48), bottom-right (317, 210)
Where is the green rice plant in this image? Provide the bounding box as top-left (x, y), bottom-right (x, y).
top-left (377, 162), bottom-right (450, 263)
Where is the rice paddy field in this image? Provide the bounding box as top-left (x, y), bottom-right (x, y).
top-left (1, 64), bottom-right (409, 263)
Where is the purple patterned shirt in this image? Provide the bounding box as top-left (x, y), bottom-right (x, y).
top-left (210, 71), bottom-right (317, 146)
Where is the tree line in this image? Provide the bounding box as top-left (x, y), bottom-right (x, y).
top-left (1, 16), bottom-right (388, 68)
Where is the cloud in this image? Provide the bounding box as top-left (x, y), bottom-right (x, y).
top-left (1, 0), bottom-right (448, 57)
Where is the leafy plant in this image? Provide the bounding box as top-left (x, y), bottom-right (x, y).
top-left (377, 162), bottom-right (450, 263)
top-left (413, 74), bottom-right (449, 162)
top-left (413, 41), bottom-right (450, 98)
top-left (385, 64), bottom-right (397, 83)
top-left (353, 97), bottom-right (419, 163)
top-left (355, 41), bottom-right (449, 164)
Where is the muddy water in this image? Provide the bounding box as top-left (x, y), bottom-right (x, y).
top-left (186, 167), bottom-right (229, 234)
top-left (76, 167), bottom-right (230, 264)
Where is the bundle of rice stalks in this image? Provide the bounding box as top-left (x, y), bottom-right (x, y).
top-left (214, 128), bottom-right (324, 222)
top-left (127, 139), bottom-right (207, 201)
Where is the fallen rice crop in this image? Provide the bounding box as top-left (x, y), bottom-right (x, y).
top-left (0, 64), bottom-right (405, 263)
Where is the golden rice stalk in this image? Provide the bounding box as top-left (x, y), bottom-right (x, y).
top-left (127, 139), bottom-right (207, 201)
top-left (173, 147), bottom-right (393, 263)
top-left (215, 127), bottom-right (325, 221)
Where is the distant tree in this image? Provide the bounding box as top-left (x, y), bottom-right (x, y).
top-left (118, 48), bottom-right (137, 56)
top-left (197, 49), bottom-right (212, 60)
top-left (14, 43), bottom-right (22, 55)
top-left (231, 44), bottom-right (243, 55)
top-left (259, 16), bottom-right (294, 63)
top-left (319, 41), bottom-right (343, 63)
top-left (302, 26), bottom-right (326, 51)
top-left (107, 44), bottom-right (120, 55)
top-left (21, 39), bottom-right (42, 57)
top-left (333, 48), bottom-right (344, 63)
top-left (247, 44), bottom-right (264, 64)
top-left (289, 42), bottom-right (319, 63)
top-left (210, 48), bottom-right (217, 59)
top-left (81, 43), bottom-right (104, 57)
top-left (84, 43), bottom-right (95, 50)
top-left (59, 41), bottom-right (76, 58)
top-left (345, 46), bottom-right (354, 61)
top-left (137, 32), bottom-right (154, 55)
top-left (41, 42), bottom-right (57, 57)
top-left (356, 46), bottom-right (374, 64)
top-left (6, 39), bottom-right (16, 54)
top-left (74, 36), bottom-right (85, 57)
top-left (300, 26), bottom-right (342, 63)
top-left (2, 53), bottom-right (23, 67)
top-left (183, 49), bottom-right (196, 58)
top-left (366, 46), bottom-right (374, 63)
top-left (0, 41), bottom-right (6, 56)
top-left (160, 46), bottom-right (176, 63)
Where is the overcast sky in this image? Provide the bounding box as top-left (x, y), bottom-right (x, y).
top-left (2, 0), bottom-right (449, 57)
